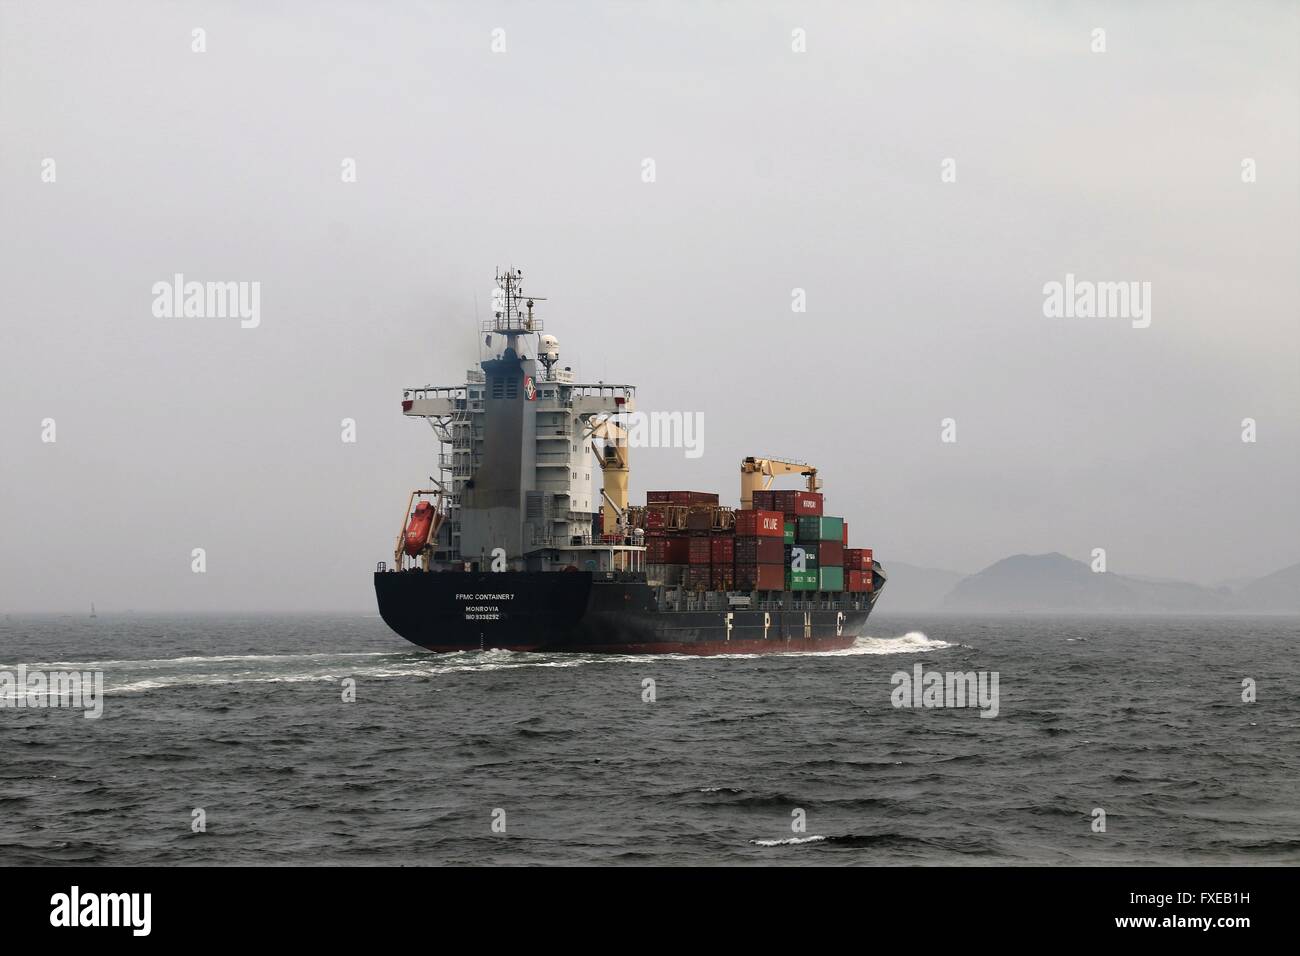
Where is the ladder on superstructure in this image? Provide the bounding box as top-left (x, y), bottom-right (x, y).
top-left (428, 399), bottom-right (474, 561)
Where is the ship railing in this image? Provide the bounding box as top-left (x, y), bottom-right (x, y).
top-left (480, 315), bottom-right (543, 334)
top-left (534, 534), bottom-right (646, 549)
top-left (403, 385), bottom-right (469, 401)
top-left (568, 383), bottom-right (636, 399)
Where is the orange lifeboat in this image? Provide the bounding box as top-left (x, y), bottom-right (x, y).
top-left (404, 501), bottom-right (435, 557)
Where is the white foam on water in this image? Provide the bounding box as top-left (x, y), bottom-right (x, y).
top-left (826, 630), bottom-right (955, 656)
top-left (751, 835), bottom-right (828, 846)
top-left (92, 650), bottom-right (630, 695)
top-left (719, 631), bottom-right (955, 660)
top-left (8, 652), bottom-right (390, 670)
top-left (9, 631), bottom-right (955, 696)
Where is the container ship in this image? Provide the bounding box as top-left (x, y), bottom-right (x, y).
top-left (374, 269), bottom-right (886, 654)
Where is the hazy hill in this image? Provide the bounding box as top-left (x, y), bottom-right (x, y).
top-left (876, 553), bottom-right (1298, 614)
top-left (1235, 562), bottom-right (1300, 612)
top-left (941, 553), bottom-right (1145, 612)
top-left (937, 553), bottom-right (1300, 613)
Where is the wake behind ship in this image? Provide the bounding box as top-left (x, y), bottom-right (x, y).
top-left (375, 269), bottom-right (885, 654)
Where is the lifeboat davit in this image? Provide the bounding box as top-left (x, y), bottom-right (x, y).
top-left (404, 501), bottom-right (435, 557)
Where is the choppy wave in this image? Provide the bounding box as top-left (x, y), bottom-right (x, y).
top-left (5, 613), bottom-right (1299, 866)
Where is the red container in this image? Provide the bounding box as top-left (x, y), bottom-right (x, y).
top-left (770, 490), bottom-right (824, 517)
top-left (842, 521), bottom-right (849, 545)
top-left (647, 537), bottom-right (689, 564)
top-left (686, 566), bottom-right (711, 590)
top-left (735, 563), bottom-right (785, 591)
top-left (819, 540), bottom-right (844, 568)
top-left (843, 548), bottom-right (864, 571)
top-left (735, 537), bottom-right (784, 565)
top-left (688, 537), bottom-right (712, 565)
top-left (733, 509), bottom-right (785, 538)
top-left (751, 490), bottom-right (775, 511)
top-left (847, 570), bottom-right (868, 592)
top-left (793, 491), bottom-right (823, 516)
top-left (689, 491), bottom-right (719, 505)
top-left (710, 566), bottom-right (735, 591)
top-left (645, 509), bottom-right (667, 530)
top-left (710, 536), bottom-right (735, 564)
top-left (647, 491), bottom-right (672, 504)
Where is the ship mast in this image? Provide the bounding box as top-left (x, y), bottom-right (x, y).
top-left (485, 268), bottom-right (545, 355)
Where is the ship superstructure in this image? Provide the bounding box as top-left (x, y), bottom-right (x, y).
top-left (396, 269), bottom-right (642, 575)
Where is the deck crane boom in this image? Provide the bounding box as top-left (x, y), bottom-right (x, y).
top-left (739, 456), bottom-right (821, 510)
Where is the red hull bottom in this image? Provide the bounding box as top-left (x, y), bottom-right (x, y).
top-left (412, 636), bottom-right (859, 655)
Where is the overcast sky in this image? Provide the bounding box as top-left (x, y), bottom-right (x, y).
top-left (1, 1), bottom-right (1296, 612)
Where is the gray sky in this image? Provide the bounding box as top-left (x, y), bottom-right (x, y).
top-left (2, 1), bottom-right (1297, 612)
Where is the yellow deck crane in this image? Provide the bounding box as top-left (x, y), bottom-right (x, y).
top-left (739, 456), bottom-right (820, 510)
top-left (587, 416), bottom-right (630, 535)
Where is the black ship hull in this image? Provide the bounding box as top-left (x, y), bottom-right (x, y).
top-left (374, 570), bottom-right (880, 654)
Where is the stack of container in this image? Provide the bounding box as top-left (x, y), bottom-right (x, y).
top-left (640, 488), bottom-right (872, 596)
top-left (710, 535), bottom-right (735, 590)
top-left (732, 509), bottom-right (784, 590)
top-left (644, 491), bottom-right (724, 590)
top-left (844, 547), bottom-right (874, 592)
top-left (789, 514), bottom-right (845, 591)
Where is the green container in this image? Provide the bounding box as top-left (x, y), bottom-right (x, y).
top-left (783, 521), bottom-right (795, 545)
top-left (797, 515), bottom-right (844, 543)
top-left (786, 569), bottom-right (819, 591)
top-left (784, 544), bottom-right (818, 571)
top-left (818, 567), bottom-right (845, 592)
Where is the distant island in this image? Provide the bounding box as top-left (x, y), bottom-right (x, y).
top-left (879, 553), bottom-right (1300, 613)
